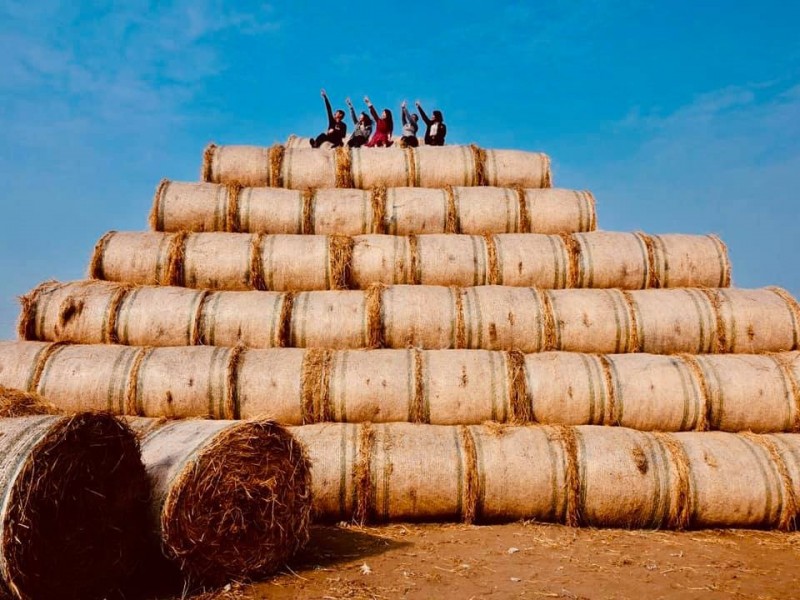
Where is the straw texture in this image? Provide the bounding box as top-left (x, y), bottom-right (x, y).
top-left (132, 418), bottom-right (312, 585)
top-left (0, 414), bottom-right (149, 600)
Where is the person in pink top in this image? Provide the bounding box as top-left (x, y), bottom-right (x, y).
top-left (363, 96), bottom-right (394, 147)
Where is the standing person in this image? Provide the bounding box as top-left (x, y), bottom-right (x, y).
top-left (345, 97), bottom-right (373, 148)
top-left (310, 89), bottom-right (347, 148)
top-left (415, 101), bottom-right (447, 146)
top-left (364, 96), bottom-right (394, 147)
top-left (399, 100), bottom-right (419, 147)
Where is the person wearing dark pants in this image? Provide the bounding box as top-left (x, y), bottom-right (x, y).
top-left (346, 97), bottom-right (372, 148)
top-left (415, 101), bottom-right (447, 146)
top-left (310, 89), bottom-right (347, 148)
top-left (399, 100), bottom-right (419, 147)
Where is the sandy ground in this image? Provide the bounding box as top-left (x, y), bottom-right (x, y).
top-left (190, 522), bottom-right (800, 599)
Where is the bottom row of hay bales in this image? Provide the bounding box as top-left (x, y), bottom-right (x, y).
top-left (0, 389), bottom-right (311, 600)
top-left (293, 422), bottom-right (800, 531)
top-left (4, 388), bottom-right (800, 597)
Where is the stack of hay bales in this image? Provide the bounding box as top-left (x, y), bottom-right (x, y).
top-left (3, 139), bottom-right (800, 538)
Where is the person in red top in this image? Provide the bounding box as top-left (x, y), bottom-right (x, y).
top-left (363, 96), bottom-right (394, 147)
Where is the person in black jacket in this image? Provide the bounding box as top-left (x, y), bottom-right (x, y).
top-left (310, 89), bottom-right (347, 148)
top-left (415, 101), bottom-right (446, 146)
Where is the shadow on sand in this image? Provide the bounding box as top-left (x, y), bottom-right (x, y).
top-left (134, 524), bottom-right (408, 599)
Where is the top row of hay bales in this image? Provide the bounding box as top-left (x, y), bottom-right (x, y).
top-left (202, 144), bottom-right (551, 189)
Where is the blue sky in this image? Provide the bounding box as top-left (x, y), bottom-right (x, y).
top-left (1, 1), bottom-right (799, 337)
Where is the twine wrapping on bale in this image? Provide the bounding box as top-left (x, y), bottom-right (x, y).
top-left (292, 422), bottom-right (800, 530)
top-left (301, 189), bottom-right (315, 234)
top-left (154, 181), bottom-right (596, 236)
top-left (23, 281), bottom-right (800, 355)
top-left (0, 413), bottom-right (149, 600)
top-left (91, 231), bottom-right (731, 292)
top-left (133, 418), bottom-right (312, 585)
top-left (225, 184), bottom-right (242, 233)
top-left (267, 144), bottom-right (285, 188)
top-left (334, 147), bottom-right (353, 188)
top-left (369, 187), bottom-right (387, 234)
top-left (328, 235), bottom-right (354, 290)
top-left (469, 145), bottom-right (487, 186)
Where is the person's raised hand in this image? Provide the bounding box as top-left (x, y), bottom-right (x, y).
top-left (401, 100), bottom-right (407, 109)
top-left (364, 95), bottom-right (371, 105)
top-left (345, 97), bottom-right (353, 106)
top-left (321, 88), bottom-right (327, 98)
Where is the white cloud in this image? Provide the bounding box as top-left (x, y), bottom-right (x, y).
top-left (0, 1), bottom-right (280, 143)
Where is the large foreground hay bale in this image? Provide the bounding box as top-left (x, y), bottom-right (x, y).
top-left (0, 413), bottom-right (149, 600)
top-left (20, 281), bottom-right (800, 354)
top-left (151, 181), bottom-right (596, 236)
top-left (90, 231), bottom-right (729, 291)
top-left (129, 418), bottom-right (311, 585)
top-left (4, 341), bottom-right (799, 433)
top-left (291, 422), bottom-right (800, 530)
top-left (202, 144), bottom-right (551, 189)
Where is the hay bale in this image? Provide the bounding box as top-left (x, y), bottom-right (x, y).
top-left (0, 413), bottom-right (149, 599)
top-left (202, 144), bottom-right (551, 190)
top-left (291, 422), bottom-right (800, 530)
top-left (91, 231), bottom-right (729, 292)
top-left (130, 418), bottom-right (311, 584)
top-left (5, 341), bottom-right (799, 432)
top-left (21, 281), bottom-right (800, 354)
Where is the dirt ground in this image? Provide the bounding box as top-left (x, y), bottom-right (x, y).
top-left (193, 522), bottom-right (800, 600)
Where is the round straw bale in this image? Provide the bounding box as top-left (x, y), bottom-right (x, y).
top-left (312, 188), bottom-right (373, 234)
top-left (0, 341), bottom-right (51, 392)
top-left (452, 187), bottom-right (520, 233)
top-left (237, 187), bottom-right (304, 234)
top-left (350, 235), bottom-right (413, 287)
top-left (0, 413), bottom-right (149, 600)
top-left (290, 290), bottom-right (372, 349)
top-left (237, 348), bottom-right (305, 421)
top-left (203, 145), bottom-right (270, 186)
top-left (197, 291), bottom-right (286, 348)
top-left (493, 234), bottom-right (572, 288)
top-left (383, 187), bottom-right (449, 235)
top-left (151, 181), bottom-right (231, 233)
top-left (350, 147), bottom-right (413, 188)
top-left (137, 418), bottom-right (311, 585)
top-left (696, 354), bottom-right (798, 432)
top-left (524, 189), bottom-right (595, 234)
top-left (483, 149), bottom-right (551, 188)
top-left (460, 286), bottom-right (550, 352)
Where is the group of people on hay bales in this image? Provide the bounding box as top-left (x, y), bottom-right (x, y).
top-left (310, 89), bottom-right (447, 149)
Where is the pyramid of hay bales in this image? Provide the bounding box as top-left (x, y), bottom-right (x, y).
top-left (2, 131), bottom-right (800, 532)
